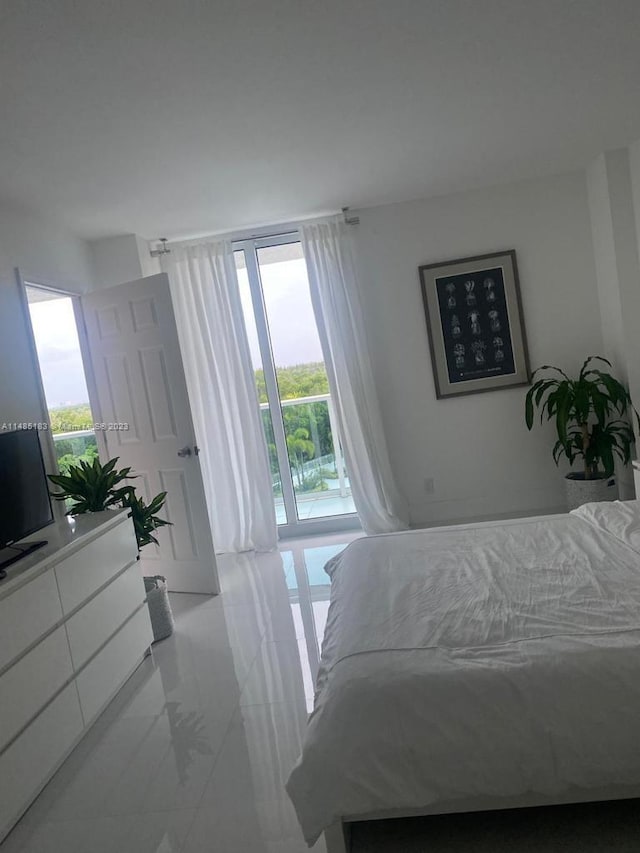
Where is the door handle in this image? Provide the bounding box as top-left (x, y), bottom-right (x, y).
top-left (177, 446), bottom-right (192, 458)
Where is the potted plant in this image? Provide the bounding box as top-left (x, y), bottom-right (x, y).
top-left (47, 456), bottom-right (134, 514)
top-left (122, 491), bottom-right (175, 642)
top-left (122, 490), bottom-right (172, 548)
top-left (49, 457), bottom-right (175, 641)
top-left (48, 456), bottom-right (170, 549)
top-left (525, 355), bottom-right (638, 510)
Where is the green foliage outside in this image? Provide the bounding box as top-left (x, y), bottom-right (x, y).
top-left (49, 404), bottom-right (93, 433)
top-left (48, 404), bottom-right (98, 474)
top-left (57, 443), bottom-right (99, 476)
top-left (286, 427), bottom-right (328, 493)
top-left (256, 363), bottom-right (340, 494)
top-left (48, 362), bottom-right (340, 496)
top-left (255, 362), bottom-right (329, 404)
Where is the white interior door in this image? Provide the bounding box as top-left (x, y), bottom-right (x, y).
top-left (79, 273), bottom-right (219, 595)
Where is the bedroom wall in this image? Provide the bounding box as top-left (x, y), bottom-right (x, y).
top-left (0, 199), bottom-right (93, 428)
top-left (586, 149), bottom-right (640, 500)
top-left (90, 233), bottom-right (160, 289)
top-left (352, 171), bottom-right (604, 526)
top-left (586, 155), bottom-right (628, 377)
top-left (626, 142), bottom-right (640, 413)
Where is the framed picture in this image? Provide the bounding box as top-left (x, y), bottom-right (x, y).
top-left (419, 250), bottom-right (530, 399)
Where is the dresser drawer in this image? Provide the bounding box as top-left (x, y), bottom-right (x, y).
top-left (66, 562), bottom-right (146, 671)
top-left (75, 605), bottom-right (152, 725)
top-left (0, 682), bottom-right (83, 841)
top-left (0, 626), bottom-right (74, 753)
top-left (0, 571), bottom-right (63, 672)
top-left (55, 517), bottom-right (138, 614)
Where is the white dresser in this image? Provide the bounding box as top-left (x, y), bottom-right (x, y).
top-left (0, 509), bottom-right (153, 841)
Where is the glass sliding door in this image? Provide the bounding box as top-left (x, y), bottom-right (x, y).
top-left (234, 235), bottom-right (358, 535)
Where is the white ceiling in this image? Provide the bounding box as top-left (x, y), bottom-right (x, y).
top-left (1, 0), bottom-right (640, 240)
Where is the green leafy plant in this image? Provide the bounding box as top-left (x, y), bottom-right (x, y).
top-left (57, 443), bottom-right (99, 476)
top-left (48, 456), bottom-right (171, 550)
top-left (286, 427), bottom-right (315, 485)
top-left (123, 491), bottom-right (171, 548)
top-left (525, 355), bottom-right (638, 479)
top-left (48, 457), bottom-right (134, 513)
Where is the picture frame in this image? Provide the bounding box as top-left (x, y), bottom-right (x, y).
top-left (418, 250), bottom-right (530, 399)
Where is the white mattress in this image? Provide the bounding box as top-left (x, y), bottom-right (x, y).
top-left (286, 501), bottom-right (640, 844)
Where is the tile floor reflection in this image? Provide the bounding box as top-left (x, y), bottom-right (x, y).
top-left (1, 532), bottom-right (362, 853)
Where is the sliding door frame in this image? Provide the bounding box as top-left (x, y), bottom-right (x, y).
top-left (233, 234), bottom-right (360, 538)
top-left (237, 236), bottom-right (299, 532)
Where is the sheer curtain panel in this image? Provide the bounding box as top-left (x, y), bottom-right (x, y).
top-left (300, 220), bottom-right (409, 533)
top-left (163, 241), bottom-right (278, 553)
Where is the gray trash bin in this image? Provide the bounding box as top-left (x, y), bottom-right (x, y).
top-left (144, 575), bottom-right (174, 642)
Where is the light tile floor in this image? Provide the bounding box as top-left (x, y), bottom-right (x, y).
top-left (0, 532), bottom-right (363, 853)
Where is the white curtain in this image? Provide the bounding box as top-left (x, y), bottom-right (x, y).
top-left (163, 241), bottom-right (278, 553)
top-left (300, 220), bottom-right (410, 533)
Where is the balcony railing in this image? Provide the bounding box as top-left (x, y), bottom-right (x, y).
top-left (259, 393), bottom-right (350, 501)
top-left (51, 395), bottom-right (351, 507)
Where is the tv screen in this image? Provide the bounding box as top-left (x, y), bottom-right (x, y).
top-left (0, 430), bottom-right (53, 548)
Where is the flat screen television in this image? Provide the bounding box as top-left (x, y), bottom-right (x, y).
top-left (0, 429), bottom-right (53, 576)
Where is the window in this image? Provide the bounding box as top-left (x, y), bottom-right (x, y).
top-left (25, 286), bottom-right (98, 476)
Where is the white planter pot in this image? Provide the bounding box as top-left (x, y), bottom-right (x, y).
top-left (564, 473), bottom-right (618, 511)
top-left (144, 575), bottom-right (174, 642)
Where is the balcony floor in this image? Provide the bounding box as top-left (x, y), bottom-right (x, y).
top-left (275, 492), bottom-right (357, 524)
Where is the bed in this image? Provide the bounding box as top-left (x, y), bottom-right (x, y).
top-left (286, 501), bottom-right (640, 851)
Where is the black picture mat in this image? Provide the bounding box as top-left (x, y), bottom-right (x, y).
top-left (435, 266), bottom-right (516, 384)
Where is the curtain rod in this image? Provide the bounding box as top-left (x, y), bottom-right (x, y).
top-left (231, 229), bottom-right (299, 245)
top-left (149, 207), bottom-right (359, 258)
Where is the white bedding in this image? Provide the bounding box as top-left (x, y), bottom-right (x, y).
top-left (286, 501), bottom-right (640, 844)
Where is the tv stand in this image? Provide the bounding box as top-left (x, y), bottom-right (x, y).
top-left (0, 541), bottom-right (48, 578)
top-left (0, 509), bottom-right (152, 843)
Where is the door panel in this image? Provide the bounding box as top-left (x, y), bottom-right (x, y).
top-left (103, 352), bottom-right (142, 442)
top-left (159, 468), bottom-right (199, 560)
top-left (139, 347), bottom-right (178, 440)
top-left (80, 274), bottom-right (219, 594)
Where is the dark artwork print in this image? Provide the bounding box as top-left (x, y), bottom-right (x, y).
top-left (435, 266), bottom-right (516, 383)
